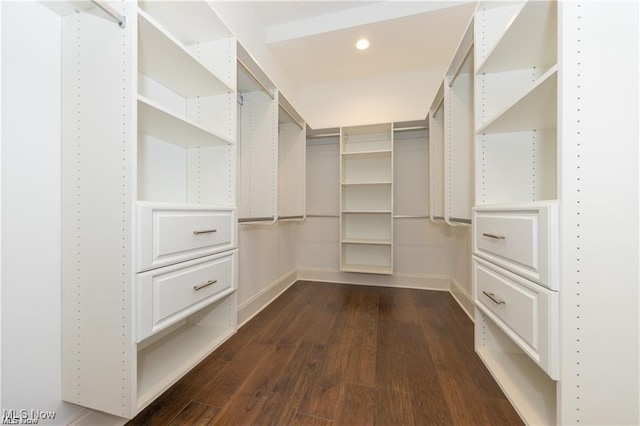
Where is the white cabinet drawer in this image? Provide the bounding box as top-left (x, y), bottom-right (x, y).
top-left (137, 203), bottom-right (237, 272)
top-left (473, 256), bottom-right (558, 378)
top-left (473, 202), bottom-right (558, 290)
top-left (137, 250), bottom-right (237, 341)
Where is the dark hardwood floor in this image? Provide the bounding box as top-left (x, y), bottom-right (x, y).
top-left (128, 281), bottom-right (523, 425)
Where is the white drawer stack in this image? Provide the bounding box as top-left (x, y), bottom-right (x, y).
top-left (472, 202), bottom-right (559, 378)
top-left (136, 202), bottom-right (238, 342)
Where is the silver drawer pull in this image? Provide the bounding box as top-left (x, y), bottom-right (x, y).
top-left (193, 229), bottom-right (217, 235)
top-left (482, 233), bottom-right (505, 240)
top-left (482, 291), bottom-right (505, 305)
top-left (193, 279), bottom-right (217, 291)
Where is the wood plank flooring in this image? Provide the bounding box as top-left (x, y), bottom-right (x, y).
top-left (128, 281), bottom-right (523, 425)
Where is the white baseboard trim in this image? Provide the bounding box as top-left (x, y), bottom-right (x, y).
top-left (237, 269), bottom-right (298, 328)
top-left (66, 408), bottom-right (127, 426)
top-left (449, 277), bottom-right (474, 322)
top-left (297, 268), bottom-right (450, 291)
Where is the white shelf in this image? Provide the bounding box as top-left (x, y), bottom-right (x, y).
top-left (340, 264), bottom-right (393, 275)
top-left (476, 0), bottom-right (557, 74)
top-left (342, 184), bottom-right (391, 212)
top-left (341, 240), bottom-right (393, 275)
top-left (476, 129), bottom-right (557, 204)
top-left (138, 10), bottom-right (232, 99)
top-left (477, 66), bottom-right (557, 134)
top-left (343, 136), bottom-right (391, 154)
top-left (137, 322), bottom-right (234, 410)
top-left (138, 1), bottom-right (231, 45)
top-left (477, 347), bottom-right (556, 425)
top-left (342, 181), bottom-right (392, 186)
top-left (342, 149), bottom-right (392, 156)
top-left (342, 152), bottom-right (392, 184)
top-left (341, 239), bottom-right (392, 245)
top-left (138, 96), bottom-right (234, 147)
top-left (342, 210), bottom-right (391, 214)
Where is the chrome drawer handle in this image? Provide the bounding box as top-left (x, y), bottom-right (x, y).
top-left (482, 291), bottom-right (505, 305)
top-left (193, 279), bottom-right (217, 291)
top-left (482, 233), bottom-right (505, 240)
top-left (193, 229), bottom-right (217, 235)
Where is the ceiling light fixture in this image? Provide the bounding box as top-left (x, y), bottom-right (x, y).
top-left (356, 38), bottom-right (370, 50)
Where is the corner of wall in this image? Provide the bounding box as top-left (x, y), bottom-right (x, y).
top-left (237, 269), bottom-right (298, 327)
top-left (448, 276), bottom-right (474, 322)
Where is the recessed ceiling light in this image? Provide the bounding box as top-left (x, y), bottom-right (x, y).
top-left (356, 38), bottom-right (370, 50)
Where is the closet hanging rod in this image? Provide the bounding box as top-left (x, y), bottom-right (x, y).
top-left (90, 0), bottom-right (126, 28)
top-left (238, 216), bottom-right (275, 223)
top-left (237, 59), bottom-right (275, 100)
top-left (279, 105), bottom-right (304, 130)
top-left (307, 214), bottom-right (339, 218)
top-left (449, 217), bottom-right (472, 224)
top-left (278, 215), bottom-right (305, 220)
top-left (448, 42), bottom-right (473, 87)
top-left (394, 126), bottom-right (428, 133)
top-left (307, 133), bottom-right (340, 139)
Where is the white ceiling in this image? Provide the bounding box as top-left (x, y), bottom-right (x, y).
top-left (246, 1), bottom-right (477, 87)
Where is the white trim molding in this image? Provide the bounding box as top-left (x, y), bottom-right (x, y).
top-left (237, 269), bottom-right (298, 327)
top-left (297, 268), bottom-right (450, 291)
top-left (449, 277), bottom-right (474, 321)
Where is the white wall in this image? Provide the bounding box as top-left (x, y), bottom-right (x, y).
top-left (296, 67), bottom-right (445, 129)
top-left (236, 222), bottom-right (298, 324)
top-left (1, 3), bottom-right (84, 423)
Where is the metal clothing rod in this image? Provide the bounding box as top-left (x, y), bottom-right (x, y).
top-left (450, 217), bottom-right (472, 224)
top-left (448, 42), bottom-right (473, 88)
top-left (90, 0), bottom-right (126, 28)
top-left (306, 214), bottom-right (339, 218)
top-left (393, 215), bottom-right (429, 219)
top-left (394, 126), bottom-right (428, 133)
top-left (238, 216), bottom-right (275, 223)
top-left (278, 215), bottom-right (304, 220)
top-left (279, 105), bottom-right (304, 130)
top-left (237, 59), bottom-right (274, 100)
top-left (307, 133), bottom-right (340, 139)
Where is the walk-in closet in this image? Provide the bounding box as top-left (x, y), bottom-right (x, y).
top-left (1, 1), bottom-right (638, 425)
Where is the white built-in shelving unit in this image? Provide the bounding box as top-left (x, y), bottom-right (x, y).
top-left (428, 14), bottom-right (475, 226)
top-left (278, 94), bottom-right (306, 221)
top-left (340, 124), bottom-right (394, 274)
top-left (443, 16), bottom-right (474, 225)
top-left (472, 1), bottom-right (559, 424)
top-left (58, 1), bottom-right (239, 418)
top-left (237, 43), bottom-right (278, 224)
top-left (471, 2), bottom-right (639, 422)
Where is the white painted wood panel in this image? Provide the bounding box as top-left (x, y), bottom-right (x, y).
top-left (474, 256), bottom-right (558, 378)
top-left (137, 251), bottom-right (237, 341)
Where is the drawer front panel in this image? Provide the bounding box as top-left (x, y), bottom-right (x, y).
top-left (473, 203), bottom-right (557, 289)
top-left (137, 251), bottom-right (237, 341)
top-left (138, 204), bottom-right (237, 271)
top-left (476, 214), bottom-right (537, 269)
top-left (473, 256), bottom-right (558, 378)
